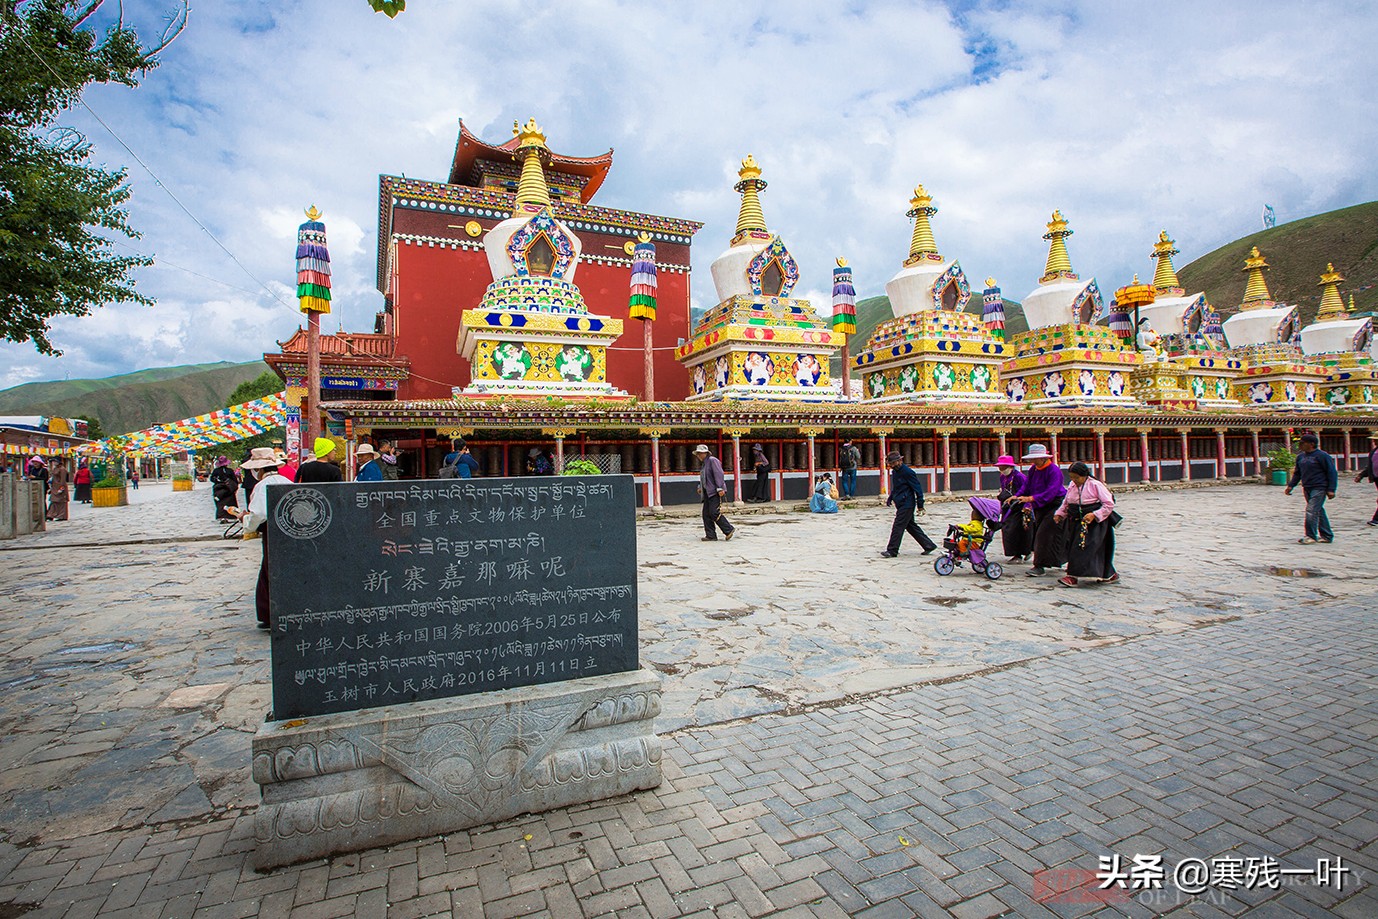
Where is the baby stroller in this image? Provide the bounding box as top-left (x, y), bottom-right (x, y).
top-left (934, 497), bottom-right (1003, 580)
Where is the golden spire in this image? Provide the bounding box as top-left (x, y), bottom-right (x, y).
top-left (511, 118), bottom-right (552, 215)
top-left (902, 185), bottom-right (941, 266)
top-left (732, 155), bottom-right (769, 243)
top-left (1316, 262), bottom-right (1347, 321)
top-left (1151, 230), bottom-right (1182, 294)
top-left (1040, 210), bottom-right (1077, 283)
top-left (305, 205), bottom-right (322, 222)
top-left (1239, 246), bottom-right (1272, 310)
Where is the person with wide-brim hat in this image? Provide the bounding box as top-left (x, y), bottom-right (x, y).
top-left (295, 437), bottom-right (343, 484)
top-left (694, 445), bottom-right (735, 541)
top-left (240, 447), bottom-right (292, 630)
top-left (1355, 432), bottom-right (1378, 526)
top-left (1008, 443), bottom-right (1068, 576)
top-left (355, 443), bottom-right (383, 482)
top-left (995, 453), bottom-right (1031, 561)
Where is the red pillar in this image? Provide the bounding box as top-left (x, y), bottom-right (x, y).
top-left (1048, 430), bottom-right (1061, 464)
top-left (1179, 429), bottom-right (1191, 482)
top-left (1343, 429), bottom-right (1353, 471)
top-left (940, 430), bottom-right (952, 494)
top-left (649, 433), bottom-right (663, 510)
top-left (1250, 429), bottom-right (1262, 476)
top-left (805, 432), bottom-right (817, 495)
top-left (1139, 430), bottom-right (1151, 482)
top-left (1215, 429), bottom-right (1228, 480)
top-left (877, 432), bottom-right (890, 501)
top-left (1094, 429), bottom-right (1107, 481)
top-left (730, 433), bottom-right (744, 506)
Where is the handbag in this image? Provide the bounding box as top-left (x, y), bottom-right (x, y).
top-left (829, 483), bottom-right (839, 500)
top-left (1109, 510), bottom-right (1123, 528)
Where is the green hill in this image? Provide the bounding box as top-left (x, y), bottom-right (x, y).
top-left (1177, 201), bottom-right (1378, 325)
top-left (0, 361), bottom-right (271, 434)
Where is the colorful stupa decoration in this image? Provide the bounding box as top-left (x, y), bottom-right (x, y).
top-left (1117, 275), bottom-right (1195, 410)
top-left (981, 278), bottom-right (1005, 339)
top-left (1136, 231), bottom-right (1242, 408)
top-left (675, 156), bottom-right (844, 401)
top-left (455, 119), bottom-right (625, 397)
top-left (830, 260), bottom-right (857, 335)
top-left (1300, 264), bottom-right (1378, 409)
top-left (853, 185), bottom-right (1004, 405)
top-left (296, 207), bottom-right (332, 313)
top-left (628, 234), bottom-right (658, 321)
top-left (1221, 246), bottom-right (1327, 411)
top-left (1001, 211), bottom-right (1139, 408)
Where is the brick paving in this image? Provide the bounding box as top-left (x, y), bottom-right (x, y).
top-left (1, 483), bottom-right (1376, 916)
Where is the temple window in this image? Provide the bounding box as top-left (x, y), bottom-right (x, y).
top-left (939, 280), bottom-right (959, 311)
top-left (1186, 311), bottom-right (1202, 334)
top-left (527, 234), bottom-right (556, 276)
top-left (761, 260), bottom-right (784, 297)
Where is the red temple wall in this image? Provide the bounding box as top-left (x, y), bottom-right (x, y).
top-left (389, 210), bottom-right (694, 402)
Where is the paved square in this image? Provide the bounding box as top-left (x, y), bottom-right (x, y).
top-left (0, 481), bottom-right (1374, 916)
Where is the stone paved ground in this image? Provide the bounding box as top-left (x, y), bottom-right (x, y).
top-left (0, 480), bottom-right (1375, 917)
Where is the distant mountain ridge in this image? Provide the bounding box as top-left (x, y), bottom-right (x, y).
top-left (0, 361), bottom-right (270, 435)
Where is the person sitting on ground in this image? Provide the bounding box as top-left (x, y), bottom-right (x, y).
top-left (810, 473), bottom-right (839, 514)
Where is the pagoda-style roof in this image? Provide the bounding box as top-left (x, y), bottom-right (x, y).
top-left (447, 119), bottom-right (613, 202)
top-left (264, 330), bottom-right (408, 378)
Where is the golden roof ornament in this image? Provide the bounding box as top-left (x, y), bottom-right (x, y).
top-left (836, 257), bottom-right (849, 268)
top-left (903, 184), bottom-right (941, 266)
top-left (1239, 246), bottom-right (1272, 309)
top-left (305, 205), bottom-right (322, 221)
top-left (731, 154), bottom-right (769, 243)
top-left (1151, 230), bottom-right (1182, 294)
top-left (1040, 210), bottom-right (1077, 283)
top-left (511, 117), bottom-right (552, 214)
top-left (1316, 262), bottom-right (1347, 321)
top-left (985, 276), bottom-right (997, 288)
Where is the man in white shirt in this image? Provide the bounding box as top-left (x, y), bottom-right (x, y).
top-left (240, 447), bottom-right (292, 630)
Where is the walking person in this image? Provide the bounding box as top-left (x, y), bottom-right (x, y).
top-left (1285, 433), bottom-right (1338, 543)
top-left (880, 451), bottom-right (936, 557)
top-left (240, 448), bottom-right (292, 630)
top-left (750, 444), bottom-right (771, 502)
top-left (73, 460), bottom-right (93, 504)
top-left (1010, 444), bottom-right (1067, 577)
top-left (46, 459), bottom-right (70, 521)
top-left (1053, 462), bottom-right (1119, 587)
top-left (1356, 433), bottom-right (1378, 527)
top-left (995, 454), bottom-right (1031, 562)
top-left (694, 444), bottom-right (735, 541)
top-left (838, 438), bottom-right (860, 499)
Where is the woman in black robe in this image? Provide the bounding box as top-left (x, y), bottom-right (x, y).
top-left (1054, 462), bottom-right (1119, 587)
top-left (210, 456), bottom-right (240, 521)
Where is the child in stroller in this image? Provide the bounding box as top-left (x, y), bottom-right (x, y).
top-left (934, 497), bottom-right (1004, 580)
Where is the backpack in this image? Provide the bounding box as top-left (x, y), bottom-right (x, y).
top-left (437, 455), bottom-right (459, 479)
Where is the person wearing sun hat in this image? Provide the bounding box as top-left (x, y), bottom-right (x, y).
top-left (295, 437), bottom-right (343, 484)
top-left (995, 453), bottom-right (1031, 561)
top-left (240, 447), bottom-right (292, 630)
top-left (354, 443), bottom-right (384, 481)
top-left (1010, 443), bottom-right (1067, 576)
top-left (693, 444), bottom-right (735, 541)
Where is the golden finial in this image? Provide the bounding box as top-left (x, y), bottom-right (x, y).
top-left (637, 231), bottom-right (652, 243)
top-left (731, 154), bottom-right (769, 242)
top-left (1040, 210), bottom-right (1076, 283)
top-left (836, 257), bottom-right (849, 268)
top-left (1239, 246), bottom-right (1272, 309)
top-left (305, 205), bottom-right (322, 221)
top-left (903, 183), bottom-right (941, 266)
top-left (511, 117), bottom-right (552, 214)
top-left (1316, 262), bottom-right (1347, 321)
top-left (512, 117), bottom-right (548, 151)
top-left (985, 277), bottom-right (997, 288)
top-left (1151, 230), bottom-right (1182, 294)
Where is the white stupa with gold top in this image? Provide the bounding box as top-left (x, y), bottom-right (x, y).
top-left (1137, 231), bottom-right (1243, 408)
top-left (854, 185), bottom-right (1006, 404)
top-left (1301, 266), bottom-right (1378, 409)
top-left (1221, 246), bottom-right (1327, 411)
top-left (1001, 211), bottom-right (1140, 407)
top-left (455, 119), bottom-right (626, 397)
top-left (675, 156), bottom-right (844, 401)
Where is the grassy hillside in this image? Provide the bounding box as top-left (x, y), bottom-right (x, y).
top-left (0, 361), bottom-right (270, 434)
top-left (1177, 201), bottom-right (1378, 325)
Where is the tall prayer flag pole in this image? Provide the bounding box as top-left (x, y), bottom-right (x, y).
top-left (831, 258), bottom-right (858, 398)
top-left (628, 233), bottom-right (658, 400)
top-left (296, 207), bottom-right (332, 459)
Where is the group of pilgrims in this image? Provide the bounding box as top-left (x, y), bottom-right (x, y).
top-left (994, 445), bottom-right (1118, 587)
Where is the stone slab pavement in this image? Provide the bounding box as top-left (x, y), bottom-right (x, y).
top-left (0, 480), bottom-right (1375, 916)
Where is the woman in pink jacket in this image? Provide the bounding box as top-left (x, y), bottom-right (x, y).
top-left (1053, 462), bottom-right (1119, 587)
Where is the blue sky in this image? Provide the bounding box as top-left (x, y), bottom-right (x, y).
top-left (3, 0), bottom-right (1377, 387)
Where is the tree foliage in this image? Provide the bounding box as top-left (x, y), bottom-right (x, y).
top-left (368, 0), bottom-right (406, 18)
top-left (0, 0), bottom-right (187, 355)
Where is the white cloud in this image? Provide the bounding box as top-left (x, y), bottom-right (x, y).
top-left (4, 0), bottom-right (1377, 389)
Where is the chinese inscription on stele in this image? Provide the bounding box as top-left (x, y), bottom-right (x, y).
top-left (266, 476), bottom-right (637, 720)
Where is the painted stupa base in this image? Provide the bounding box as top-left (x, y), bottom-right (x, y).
top-left (1000, 324), bottom-right (1141, 408)
top-left (854, 310), bottom-right (1005, 405)
top-left (457, 307), bottom-right (624, 398)
top-left (1169, 351), bottom-right (1247, 410)
top-left (676, 295), bottom-right (844, 402)
top-left (1316, 353), bottom-right (1378, 409)
top-left (1131, 362), bottom-right (1198, 411)
top-left (1226, 344), bottom-right (1328, 411)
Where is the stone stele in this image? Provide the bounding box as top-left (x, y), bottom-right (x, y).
top-left (252, 669), bottom-right (662, 868)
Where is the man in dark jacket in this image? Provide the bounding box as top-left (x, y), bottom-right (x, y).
top-left (295, 438), bottom-right (343, 483)
top-left (1284, 433), bottom-right (1338, 543)
top-left (694, 444), bottom-right (735, 541)
top-left (881, 451), bottom-right (936, 557)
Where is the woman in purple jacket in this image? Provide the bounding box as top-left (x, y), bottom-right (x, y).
top-left (1008, 444), bottom-right (1067, 577)
top-left (995, 454), bottom-right (1031, 561)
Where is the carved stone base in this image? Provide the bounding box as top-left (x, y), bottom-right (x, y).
top-left (252, 669), bottom-right (662, 869)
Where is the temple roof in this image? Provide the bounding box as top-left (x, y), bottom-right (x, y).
top-left (265, 330), bottom-right (407, 375)
top-left (447, 119), bottom-right (613, 203)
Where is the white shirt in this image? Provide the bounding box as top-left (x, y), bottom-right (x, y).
top-left (245, 472), bottom-right (292, 533)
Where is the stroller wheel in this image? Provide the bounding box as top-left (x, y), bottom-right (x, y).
top-left (985, 562), bottom-right (1004, 580)
top-left (934, 556), bottom-right (956, 576)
